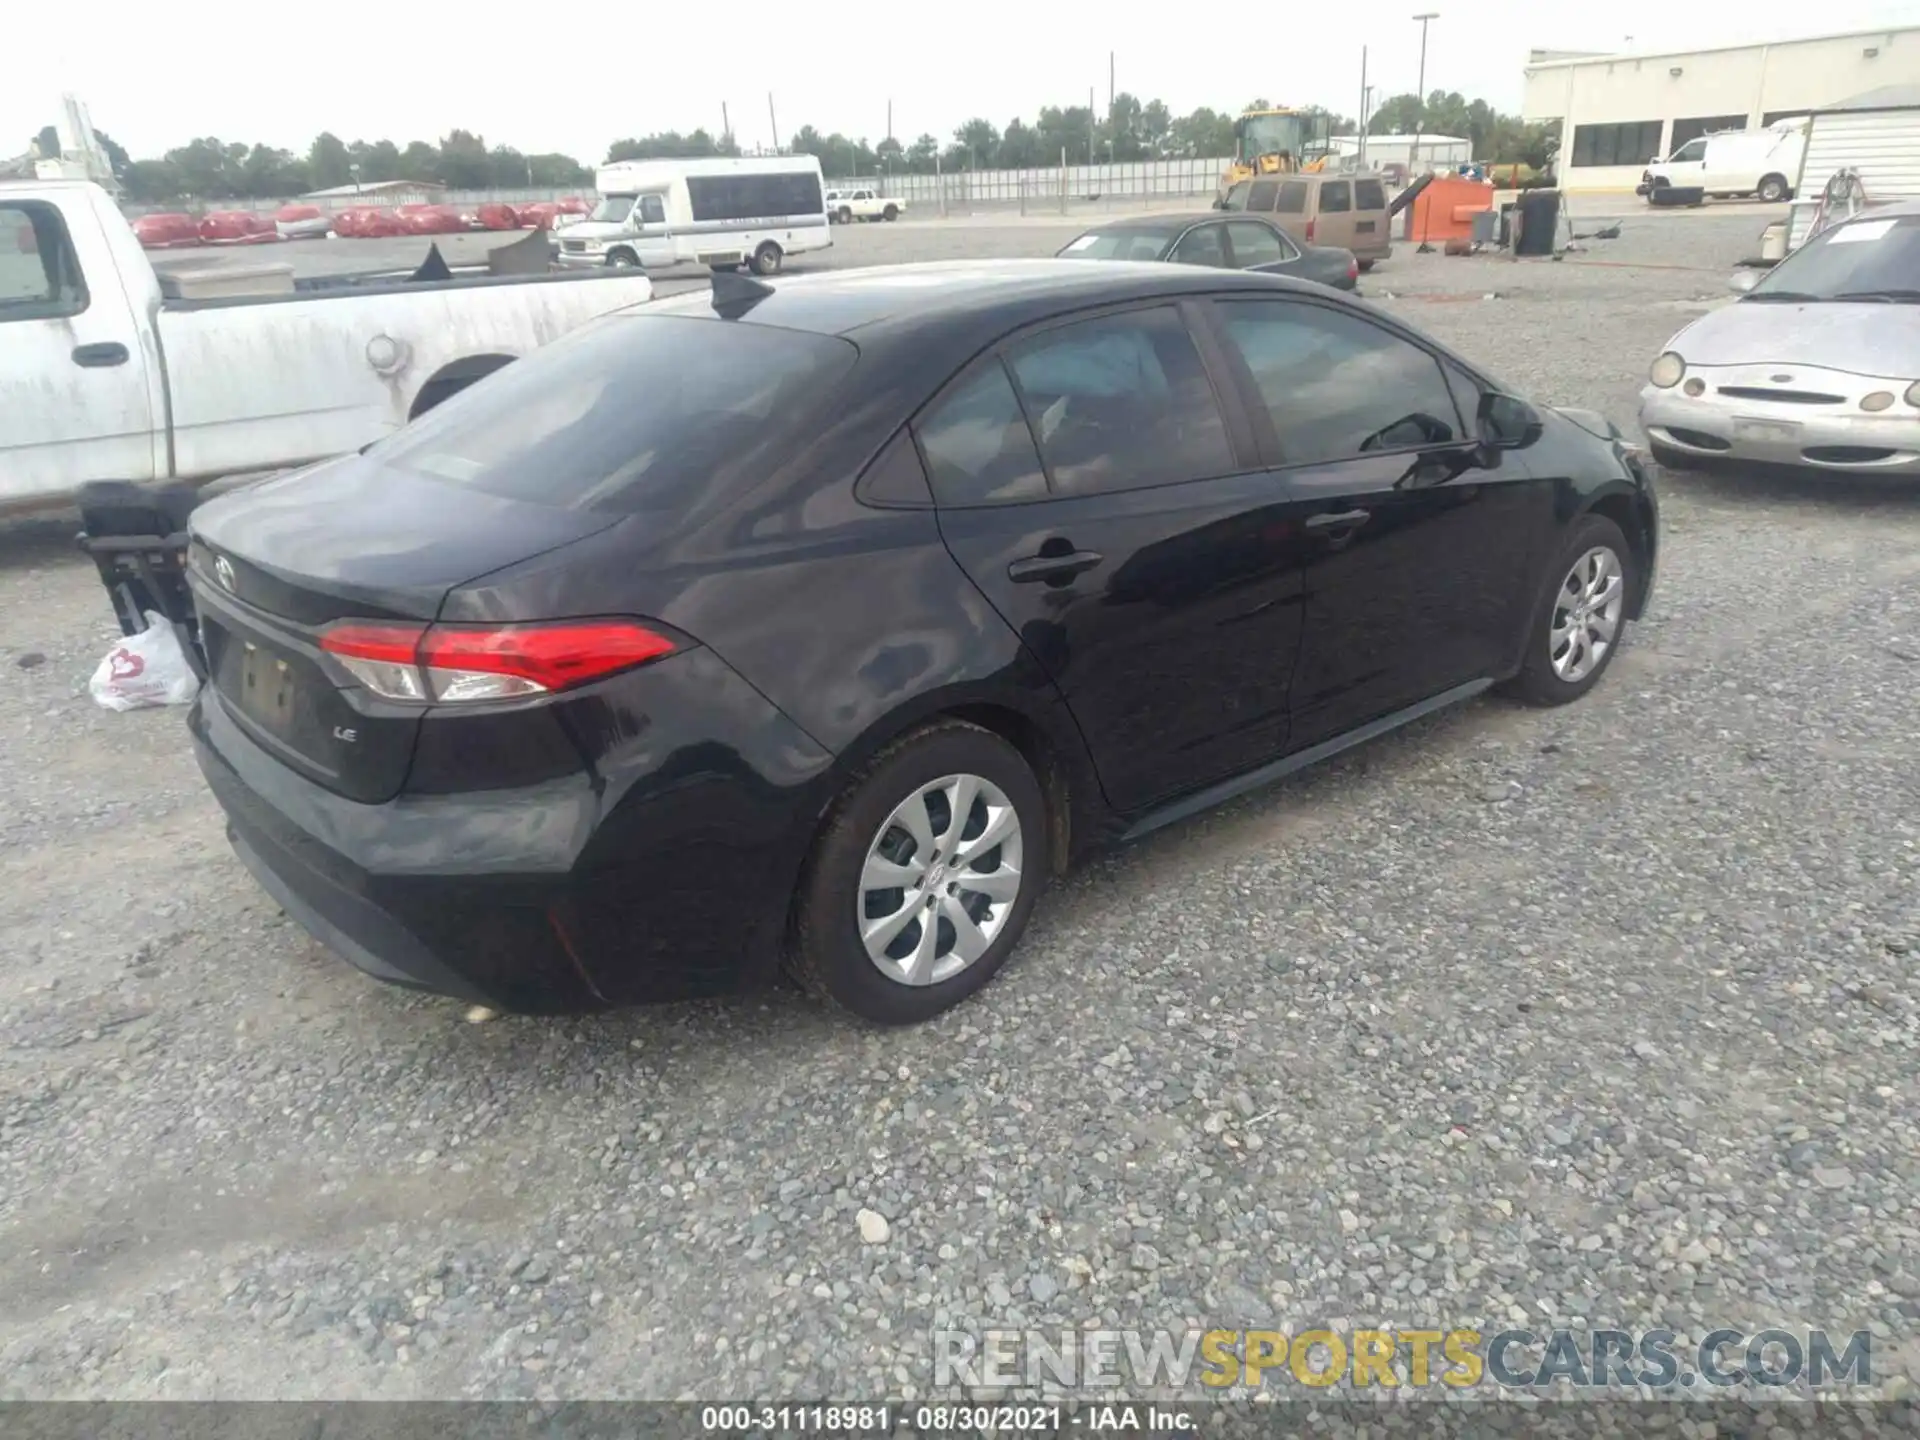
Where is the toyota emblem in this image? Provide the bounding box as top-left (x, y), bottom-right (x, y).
top-left (214, 555), bottom-right (236, 592)
top-left (1771, 373), bottom-right (1793, 383)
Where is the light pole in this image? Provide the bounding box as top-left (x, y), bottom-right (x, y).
top-left (1410, 11), bottom-right (1437, 178)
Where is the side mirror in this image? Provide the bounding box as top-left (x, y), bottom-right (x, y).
top-left (1477, 392), bottom-right (1543, 450)
top-left (1727, 269), bottom-right (1760, 294)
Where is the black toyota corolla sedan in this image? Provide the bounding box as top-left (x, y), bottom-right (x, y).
top-left (1057, 211), bottom-right (1360, 291)
top-left (186, 259), bottom-right (1658, 1026)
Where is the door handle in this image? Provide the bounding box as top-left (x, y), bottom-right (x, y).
top-left (72, 342), bottom-right (130, 368)
top-left (1305, 508), bottom-right (1370, 532)
top-left (1008, 549), bottom-right (1104, 584)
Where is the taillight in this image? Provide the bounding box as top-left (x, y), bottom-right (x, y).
top-left (1347, 258), bottom-right (1359, 280)
top-left (1306, 218), bottom-right (1316, 243)
top-left (321, 619), bottom-right (676, 703)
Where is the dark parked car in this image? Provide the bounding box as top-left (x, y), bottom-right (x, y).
top-left (186, 261), bottom-right (1659, 1026)
top-left (1059, 212), bottom-right (1359, 290)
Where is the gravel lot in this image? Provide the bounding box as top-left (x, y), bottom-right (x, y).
top-left (5, 209), bottom-right (1918, 1405)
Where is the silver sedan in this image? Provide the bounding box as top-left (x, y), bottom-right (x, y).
top-left (1640, 202), bottom-right (1920, 477)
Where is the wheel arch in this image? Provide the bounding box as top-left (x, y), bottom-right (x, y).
top-left (1582, 485), bottom-right (1655, 619)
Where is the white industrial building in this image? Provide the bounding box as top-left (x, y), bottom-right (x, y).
top-left (1327, 133), bottom-right (1471, 169)
top-left (1521, 25), bottom-right (1920, 191)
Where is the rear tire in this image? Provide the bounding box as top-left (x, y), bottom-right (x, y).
top-left (787, 721), bottom-right (1047, 1025)
top-left (1501, 514), bottom-right (1634, 708)
top-left (750, 241), bottom-right (783, 276)
top-left (1757, 173), bottom-right (1790, 204)
top-left (836, 206), bottom-right (854, 225)
top-left (882, 203), bottom-right (899, 221)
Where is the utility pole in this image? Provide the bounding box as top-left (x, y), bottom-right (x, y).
top-left (721, 102), bottom-right (732, 149)
top-left (887, 100), bottom-right (893, 145)
top-left (1089, 86), bottom-right (1096, 166)
top-left (1109, 52), bottom-right (1116, 161)
top-left (768, 93), bottom-right (779, 152)
top-left (1358, 46), bottom-right (1369, 169)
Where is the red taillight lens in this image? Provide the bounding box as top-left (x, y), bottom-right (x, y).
top-left (1305, 219), bottom-right (1316, 243)
top-left (1348, 259), bottom-right (1360, 279)
top-left (321, 619), bottom-right (675, 703)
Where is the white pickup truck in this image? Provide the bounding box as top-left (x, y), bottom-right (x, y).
top-left (1, 180), bottom-right (656, 510)
top-left (824, 188), bottom-right (907, 224)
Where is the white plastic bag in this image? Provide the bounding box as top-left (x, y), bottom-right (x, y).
top-left (88, 612), bottom-right (201, 712)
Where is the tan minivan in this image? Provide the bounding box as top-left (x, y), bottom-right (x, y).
top-left (1222, 173), bottom-right (1392, 269)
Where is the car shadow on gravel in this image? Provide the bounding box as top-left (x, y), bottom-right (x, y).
top-left (1661, 464), bottom-right (1920, 512)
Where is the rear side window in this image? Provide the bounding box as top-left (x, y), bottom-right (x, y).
top-left (1225, 221), bottom-right (1287, 268)
top-left (1005, 306), bottom-right (1236, 496)
top-left (1248, 179), bottom-right (1281, 211)
top-left (1355, 178), bottom-right (1387, 210)
top-left (915, 361), bottom-right (1049, 506)
top-left (686, 171), bottom-right (823, 222)
top-left (1320, 182), bottom-right (1353, 213)
top-left (368, 314), bottom-right (857, 512)
top-left (1170, 225), bottom-right (1229, 267)
top-left (0, 201), bottom-right (88, 321)
top-left (1275, 181), bottom-right (1309, 215)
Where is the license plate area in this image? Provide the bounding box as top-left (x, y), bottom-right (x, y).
top-left (1734, 417), bottom-right (1801, 445)
top-left (219, 633), bottom-right (303, 740)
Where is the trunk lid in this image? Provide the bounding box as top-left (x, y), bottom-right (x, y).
top-left (188, 454), bottom-right (621, 804)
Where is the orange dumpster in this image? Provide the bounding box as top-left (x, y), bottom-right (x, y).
top-left (1405, 174), bottom-right (1495, 246)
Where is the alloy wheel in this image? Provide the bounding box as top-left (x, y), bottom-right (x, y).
top-left (857, 772), bottom-right (1024, 987)
top-left (1550, 545), bottom-right (1625, 683)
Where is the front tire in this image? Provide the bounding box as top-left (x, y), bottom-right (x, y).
top-left (605, 247), bottom-right (640, 269)
top-left (750, 241), bottom-right (783, 276)
top-left (788, 721), bottom-right (1047, 1025)
top-left (1502, 514), bottom-right (1634, 707)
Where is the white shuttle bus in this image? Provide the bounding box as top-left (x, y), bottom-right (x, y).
top-left (553, 154), bottom-right (831, 275)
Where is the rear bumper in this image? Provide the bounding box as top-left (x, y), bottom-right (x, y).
top-left (189, 647), bottom-right (839, 1014)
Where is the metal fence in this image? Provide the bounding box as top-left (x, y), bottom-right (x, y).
top-left (120, 156), bottom-right (1237, 218)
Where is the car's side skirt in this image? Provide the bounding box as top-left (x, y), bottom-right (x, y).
top-left (1118, 677), bottom-right (1497, 843)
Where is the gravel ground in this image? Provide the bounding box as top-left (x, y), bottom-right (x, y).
top-left (4, 210), bottom-right (1918, 1407)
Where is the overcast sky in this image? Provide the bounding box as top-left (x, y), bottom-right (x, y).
top-left (8, 0), bottom-right (1916, 163)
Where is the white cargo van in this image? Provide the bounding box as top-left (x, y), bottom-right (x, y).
top-left (1640, 118), bottom-right (1809, 203)
top-left (554, 154), bottom-right (831, 275)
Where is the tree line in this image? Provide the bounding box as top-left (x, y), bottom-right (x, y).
top-left (38, 91), bottom-right (1557, 204)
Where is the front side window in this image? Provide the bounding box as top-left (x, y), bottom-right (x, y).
top-left (638, 194), bottom-right (666, 224)
top-left (1212, 299), bottom-right (1465, 465)
top-left (1005, 307), bottom-right (1235, 496)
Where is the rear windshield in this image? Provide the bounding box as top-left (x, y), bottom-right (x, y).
top-left (1060, 229), bottom-right (1171, 261)
top-left (367, 314), bottom-right (858, 512)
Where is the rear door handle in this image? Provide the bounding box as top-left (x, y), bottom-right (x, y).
top-left (1008, 549), bottom-right (1104, 584)
top-left (72, 342), bottom-right (130, 368)
top-left (1305, 508), bottom-right (1371, 532)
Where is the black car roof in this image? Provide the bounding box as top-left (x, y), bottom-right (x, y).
top-left (634, 259), bottom-right (1316, 342)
